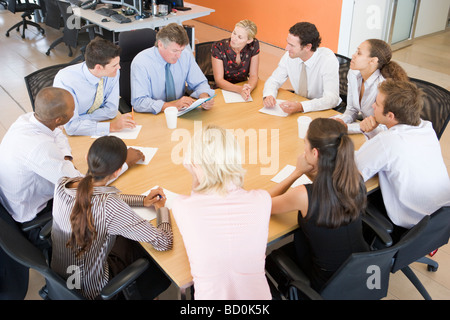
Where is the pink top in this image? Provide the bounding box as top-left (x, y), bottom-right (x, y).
top-left (172, 185), bottom-right (272, 300)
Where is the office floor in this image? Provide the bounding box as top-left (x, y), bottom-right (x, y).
top-left (0, 8), bottom-right (449, 300)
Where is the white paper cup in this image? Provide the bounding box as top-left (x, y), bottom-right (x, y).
top-left (297, 116), bottom-right (312, 139)
top-left (164, 106), bottom-right (178, 129)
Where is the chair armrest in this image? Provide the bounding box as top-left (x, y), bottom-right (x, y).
top-left (21, 211), bottom-right (52, 232)
top-left (269, 249), bottom-right (311, 286)
top-left (289, 280), bottom-right (323, 300)
top-left (39, 219), bottom-right (53, 241)
top-left (362, 214), bottom-right (393, 247)
top-left (100, 258), bottom-right (150, 300)
top-left (365, 204), bottom-right (394, 233)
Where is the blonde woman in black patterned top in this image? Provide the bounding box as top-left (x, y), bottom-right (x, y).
top-left (51, 136), bottom-right (173, 300)
top-left (211, 20), bottom-right (260, 101)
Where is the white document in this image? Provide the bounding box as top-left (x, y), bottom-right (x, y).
top-left (178, 95), bottom-right (215, 116)
top-left (222, 89), bottom-right (253, 103)
top-left (258, 100), bottom-right (289, 117)
top-left (92, 125), bottom-right (142, 139)
top-left (271, 164), bottom-right (312, 188)
top-left (132, 186), bottom-right (179, 221)
top-left (128, 146), bottom-right (158, 165)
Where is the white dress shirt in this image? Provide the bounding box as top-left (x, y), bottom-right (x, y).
top-left (53, 62), bottom-right (120, 136)
top-left (263, 47), bottom-right (340, 112)
top-left (356, 120), bottom-right (450, 228)
top-left (335, 69), bottom-right (386, 138)
top-left (0, 113), bottom-right (82, 223)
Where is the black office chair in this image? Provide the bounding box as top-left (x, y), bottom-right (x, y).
top-left (45, 0), bottom-right (97, 58)
top-left (409, 77), bottom-right (450, 140)
top-left (0, 202), bottom-right (30, 299)
top-left (195, 41), bottom-right (215, 88)
top-left (371, 207), bottom-right (450, 300)
top-left (24, 62), bottom-right (75, 111)
top-left (333, 53), bottom-right (351, 114)
top-left (0, 209), bottom-right (156, 300)
top-left (118, 28), bottom-right (157, 114)
top-left (265, 214), bottom-right (428, 300)
top-left (5, 0), bottom-right (45, 38)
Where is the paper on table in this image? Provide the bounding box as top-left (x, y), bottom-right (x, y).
top-left (222, 89), bottom-right (253, 103)
top-left (132, 186), bottom-right (179, 221)
top-left (178, 95), bottom-right (215, 116)
top-left (91, 125), bottom-right (142, 139)
top-left (127, 146), bottom-right (158, 165)
top-left (258, 100), bottom-right (289, 117)
top-left (271, 164), bottom-right (312, 188)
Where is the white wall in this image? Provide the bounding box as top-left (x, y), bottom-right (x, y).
top-left (415, 0), bottom-right (450, 37)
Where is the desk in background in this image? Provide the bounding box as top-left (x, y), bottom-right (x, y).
top-left (67, 80), bottom-right (378, 299)
top-left (73, 2), bottom-right (214, 43)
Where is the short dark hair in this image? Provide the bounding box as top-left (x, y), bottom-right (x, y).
top-left (85, 37), bottom-right (121, 69)
top-left (289, 22), bottom-right (321, 51)
top-left (378, 79), bottom-right (424, 126)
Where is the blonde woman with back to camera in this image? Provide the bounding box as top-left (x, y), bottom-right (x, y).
top-left (172, 125), bottom-right (272, 300)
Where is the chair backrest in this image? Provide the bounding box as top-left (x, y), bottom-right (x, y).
top-left (24, 62), bottom-right (74, 111)
top-left (0, 203), bottom-right (84, 300)
top-left (195, 41), bottom-right (215, 82)
top-left (6, 0), bottom-right (16, 13)
top-left (118, 28), bottom-right (157, 111)
top-left (43, 0), bottom-right (62, 30)
top-left (320, 244), bottom-right (399, 300)
top-left (335, 53), bottom-right (351, 103)
top-left (409, 77), bottom-right (450, 140)
top-left (57, 0), bottom-right (81, 48)
top-left (391, 207), bottom-right (450, 273)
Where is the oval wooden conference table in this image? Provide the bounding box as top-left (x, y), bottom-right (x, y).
top-left (67, 80), bottom-right (378, 299)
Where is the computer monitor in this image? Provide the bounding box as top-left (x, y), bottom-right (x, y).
top-left (100, 0), bottom-right (143, 14)
top-left (157, 0), bottom-right (189, 11)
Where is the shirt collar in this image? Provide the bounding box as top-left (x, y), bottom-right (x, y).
top-left (63, 177), bottom-right (121, 197)
top-left (82, 62), bottom-right (103, 85)
top-left (30, 113), bottom-right (56, 135)
top-left (303, 49), bottom-right (319, 68)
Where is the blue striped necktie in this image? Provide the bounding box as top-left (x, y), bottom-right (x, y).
top-left (165, 63), bottom-right (176, 101)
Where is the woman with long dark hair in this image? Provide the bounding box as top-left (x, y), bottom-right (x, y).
top-left (270, 118), bottom-right (368, 291)
top-left (51, 136), bottom-right (173, 299)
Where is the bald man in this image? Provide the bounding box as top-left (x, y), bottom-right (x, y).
top-left (0, 87), bottom-right (82, 229)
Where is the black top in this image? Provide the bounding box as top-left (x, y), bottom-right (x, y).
top-left (296, 184), bottom-right (369, 291)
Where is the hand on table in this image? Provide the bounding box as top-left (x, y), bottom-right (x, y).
top-left (110, 113), bottom-right (136, 132)
top-left (126, 147), bottom-right (145, 167)
top-left (144, 187), bottom-right (167, 209)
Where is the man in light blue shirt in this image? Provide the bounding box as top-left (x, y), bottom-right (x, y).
top-left (130, 23), bottom-right (215, 114)
top-left (54, 37), bottom-right (136, 136)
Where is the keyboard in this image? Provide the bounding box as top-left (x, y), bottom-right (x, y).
top-left (68, 0), bottom-right (83, 7)
top-left (95, 7), bottom-right (117, 17)
top-left (110, 13), bottom-right (132, 24)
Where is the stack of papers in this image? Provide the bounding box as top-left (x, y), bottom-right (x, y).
top-left (92, 125), bottom-right (142, 139)
top-left (271, 165), bottom-right (312, 188)
top-left (259, 100), bottom-right (289, 117)
top-left (132, 186), bottom-right (179, 221)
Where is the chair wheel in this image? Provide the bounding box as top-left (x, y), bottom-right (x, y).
top-left (6, 32), bottom-right (9, 37)
top-left (46, 50), bottom-right (50, 56)
top-left (427, 265), bottom-right (438, 272)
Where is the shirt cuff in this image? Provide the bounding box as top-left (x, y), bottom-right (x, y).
top-left (348, 122), bottom-right (362, 134)
top-left (96, 122), bottom-right (111, 136)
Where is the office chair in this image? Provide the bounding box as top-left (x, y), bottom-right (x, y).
top-left (0, 209), bottom-right (156, 300)
top-left (118, 28), bottom-right (157, 114)
top-left (265, 214), bottom-right (428, 300)
top-left (195, 41), bottom-right (215, 88)
top-left (45, 0), bottom-right (97, 58)
top-left (333, 53), bottom-right (351, 114)
top-left (0, 202), bottom-right (30, 299)
top-left (409, 77), bottom-right (450, 140)
top-left (5, 0), bottom-right (46, 38)
top-left (370, 206), bottom-right (450, 300)
top-left (24, 62), bottom-right (75, 111)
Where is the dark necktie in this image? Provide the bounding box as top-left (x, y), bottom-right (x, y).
top-left (165, 63), bottom-right (176, 101)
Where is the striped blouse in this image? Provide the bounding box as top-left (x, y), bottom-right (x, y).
top-left (51, 177), bottom-right (173, 300)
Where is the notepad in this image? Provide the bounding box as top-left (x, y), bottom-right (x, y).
top-left (127, 146), bottom-right (158, 165)
top-left (258, 100), bottom-right (289, 117)
top-left (271, 165), bottom-right (312, 188)
top-left (177, 95), bottom-right (216, 116)
top-left (92, 125), bottom-right (142, 139)
top-left (132, 186), bottom-right (179, 221)
top-left (222, 89), bottom-right (253, 103)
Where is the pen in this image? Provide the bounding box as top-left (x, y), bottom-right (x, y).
top-left (131, 107), bottom-right (135, 120)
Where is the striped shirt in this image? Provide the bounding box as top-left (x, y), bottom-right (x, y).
top-left (51, 177), bottom-right (173, 299)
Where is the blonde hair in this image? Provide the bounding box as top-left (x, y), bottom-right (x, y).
top-left (185, 125), bottom-right (245, 195)
top-left (235, 20), bottom-right (257, 40)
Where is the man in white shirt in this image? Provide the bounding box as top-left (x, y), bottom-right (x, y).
top-left (355, 79), bottom-right (450, 232)
top-left (263, 22), bottom-right (340, 114)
